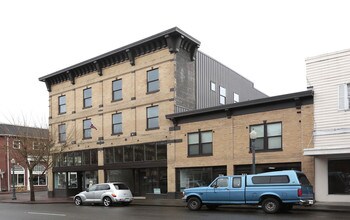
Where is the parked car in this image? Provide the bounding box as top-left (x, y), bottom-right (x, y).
top-left (74, 182), bottom-right (133, 207)
top-left (183, 170), bottom-right (314, 214)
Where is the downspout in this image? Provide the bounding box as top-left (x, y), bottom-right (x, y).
top-left (6, 136), bottom-right (10, 192)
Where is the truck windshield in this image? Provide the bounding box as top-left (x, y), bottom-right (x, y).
top-left (297, 173), bottom-right (311, 185)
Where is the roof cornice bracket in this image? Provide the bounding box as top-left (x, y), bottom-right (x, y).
top-left (45, 80), bottom-right (52, 92)
top-left (126, 49), bottom-right (135, 66)
top-left (165, 34), bottom-right (184, 53)
top-left (67, 71), bottom-right (75, 85)
top-left (190, 45), bottom-right (199, 61)
top-left (294, 97), bottom-right (302, 109)
top-left (93, 61), bottom-right (103, 76)
top-left (225, 109), bottom-right (233, 118)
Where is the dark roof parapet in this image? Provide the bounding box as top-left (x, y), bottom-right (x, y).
top-left (166, 90), bottom-right (314, 121)
top-left (39, 27), bottom-right (201, 92)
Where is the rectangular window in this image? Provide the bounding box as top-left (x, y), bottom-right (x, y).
top-left (252, 175), bottom-right (290, 184)
top-left (156, 142), bottom-right (167, 160)
top-left (134, 145), bottom-right (144, 162)
top-left (339, 83), bottom-right (350, 110)
top-left (32, 142), bottom-right (40, 150)
top-left (188, 131), bottom-right (213, 156)
top-left (58, 95), bottom-right (66, 114)
top-left (112, 113), bottom-right (122, 134)
top-left (234, 93), bottom-right (240, 103)
top-left (250, 122), bottom-right (282, 151)
top-left (210, 81), bottom-right (216, 91)
top-left (54, 172), bottom-right (66, 189)
top-left (145, 143), bottom-right (156, 161)
top-left (124, 146), bottom-right (134, 162)
top-left (147, 69), bottom-right (159, 93)
top-left (112, 79), bottom-right (122, 101)
top-left (328, 159), bottom-right (350, 194)
top-left (58, 124), bottom-right (66, 143)
top-left (220, 86), bottom-right (226, 104)
top-left (147, 106), bottom-right (159, 129)
top-left (83, 88), bottom-right (92, 108)
top-left (83, 119), bottom-right (92, 139)
top-left (13, 140), bottom-right (21, 149)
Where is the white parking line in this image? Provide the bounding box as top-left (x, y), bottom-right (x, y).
top-left (27, 212), bottom-right (66, 217)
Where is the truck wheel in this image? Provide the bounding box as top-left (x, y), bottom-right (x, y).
top-left (262, 198), bottom-right (280, 214)
top-left (187, 197), bottom-right (202, 211)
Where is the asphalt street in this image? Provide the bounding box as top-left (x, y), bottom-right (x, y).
top-left (0, 203), bottom-right (348, 220)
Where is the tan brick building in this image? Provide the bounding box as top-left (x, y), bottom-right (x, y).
top-left (166, 91), bottom-right (314, 196)
top-left (39, 27), bottom-right (267, 198)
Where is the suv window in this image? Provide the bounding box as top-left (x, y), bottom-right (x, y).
top-left (297, 173), bottom-right (311, 185)
top-left (89, 185), bottom-right (97, 191)
top-left (114, 183), bottom-right (129, 190)
top-left (97, 184), bottom-right (110, 191)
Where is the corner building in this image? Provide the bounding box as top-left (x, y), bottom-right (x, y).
top-left (39, 27), bottom-right (266, 198)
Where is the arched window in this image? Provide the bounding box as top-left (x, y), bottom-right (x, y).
top-left (11, 165), bottom-right (24, 186)
top-left (33, 165), bottom-right (47, 186)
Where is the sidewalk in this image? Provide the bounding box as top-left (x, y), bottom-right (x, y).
top-left (1, 191), bottom-right (350, 213)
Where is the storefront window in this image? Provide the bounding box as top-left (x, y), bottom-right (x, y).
top-left (83, 171), bottom-right (97, 189)
top-left (329, 159), bottom-right (350, 194)
top-left (177, 166), bottom-right (226, 192)
top-left (106, 169), bottom-right (134, 192)
top-left (124, 146), bottom-right (134, 162)
top-left (145, 143), bottom-right (156, 161)
top-left (134, 145), bottom-right (144, 161)
top-left (54, 172), bottom-right (66, 189)
top-left (68, 172), bottom-right (78, 189)
top-left (33, 165), bottom-right (47, 186)
top-left (157, 143), bottom-right (167, 160)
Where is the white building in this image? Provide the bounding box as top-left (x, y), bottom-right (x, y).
top-left (304, 49), bottom-right (350, 202)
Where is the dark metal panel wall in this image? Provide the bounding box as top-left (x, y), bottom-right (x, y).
top-left (196, 51), bottom-right (267, 109)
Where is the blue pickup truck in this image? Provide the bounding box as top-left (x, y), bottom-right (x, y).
top-left (183, 170), bottom-right (314, 214)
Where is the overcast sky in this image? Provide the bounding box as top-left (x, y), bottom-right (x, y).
top-left (1, 0), bottom-right (350, 126)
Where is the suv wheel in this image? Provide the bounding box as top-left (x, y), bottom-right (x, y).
top-left (262, 198), bottom-right (280, 214)
top-left (103, 197), bottom-right (112, 207)
top-left (74, 197), bottom-right (82, 206)
top-left (187, 197), bottom-right (202, 211)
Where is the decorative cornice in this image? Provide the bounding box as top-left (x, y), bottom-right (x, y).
top-left (39, 27), bottom-right (201, 92)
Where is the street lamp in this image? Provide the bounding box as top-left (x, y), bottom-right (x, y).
top-left (10, 158), bottom-right (16, 200)
top-left (249, 130), bottom-right (257, 174)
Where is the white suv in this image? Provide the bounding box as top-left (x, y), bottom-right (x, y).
top-left (74, 182), bottom-right (133, 207)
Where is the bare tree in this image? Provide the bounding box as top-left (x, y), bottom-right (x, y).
top-left (0, 121), bottom-right (71, 201)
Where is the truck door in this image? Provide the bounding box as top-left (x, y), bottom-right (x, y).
top-left (229, 176), bottom-right (245, 203)
top-left (206, 177), bottom-right (230, 202)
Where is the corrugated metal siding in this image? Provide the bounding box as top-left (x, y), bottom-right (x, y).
top-left (196, 51), bottom-right (267, 109)
top-left (306, 50), bottom-right (350, 148)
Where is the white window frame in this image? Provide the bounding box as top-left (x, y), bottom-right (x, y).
top-left (210, 81), bottom-right (216, 92)
top-left (234, 92), bottom-right (240, 103)
top-left (13, 140), bottom-right (21, 149)
top-left (338, 83), bottom-right (350, 110)
top-left (11, 165), bottom-right (25, 186)
top-left (33, 165), bottom-right (47, 186)
top-left (219, 86), bottom-right (226, 105)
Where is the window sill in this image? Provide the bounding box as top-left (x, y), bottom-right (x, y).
top-left (58, 112), bottom-right (66, 115)
top-left (146, 127), bottom-right (160, 131)
top-left (111, 98), bottom-right (123, 103)
top-left (146, 90), bottom-right (160, 95)
top-left (83, 137), bottom-right (92, 140)
top-left (83, 106), bottom-right (92, 109)
top-left (250, 148), bottom-right (283, 153)
top-left (111, 132), bottom-right (123, 136)
top-left (187, 154), bottom-right (213, 158)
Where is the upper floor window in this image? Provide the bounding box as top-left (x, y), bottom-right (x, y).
top-left (112, 79), bottom-right (122, 101)
top-left (83, 119), bottom-right (92, 139)
top-left (250, 122), bottom-right (282, 151)
top-left (339, 83), bottom-right (350, 110)
top-left (58, 124), bottom-right (66, 143)
top-left (83, 88), bottom-right (92, 108)
top-left (188, 130), bottom-right (213, 156)
top-left (220, 86), bottom-right (226, 104)
top-left (147, 106), bottom-right (159, 129)
top-left (58, 95), bottom-right (66, 114)
top-left (210, 81), bottom-right (216, 91)
top-left (234, 93), bottom-right (240, 103)
top-left (32, 141), bottom-right (40, 150)
top-left (112, 113), bottom-right (122, 134)
top-left (147, 69), bottom-right (159, 93)
top-left (13, 140), bottom-right (21, 149)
